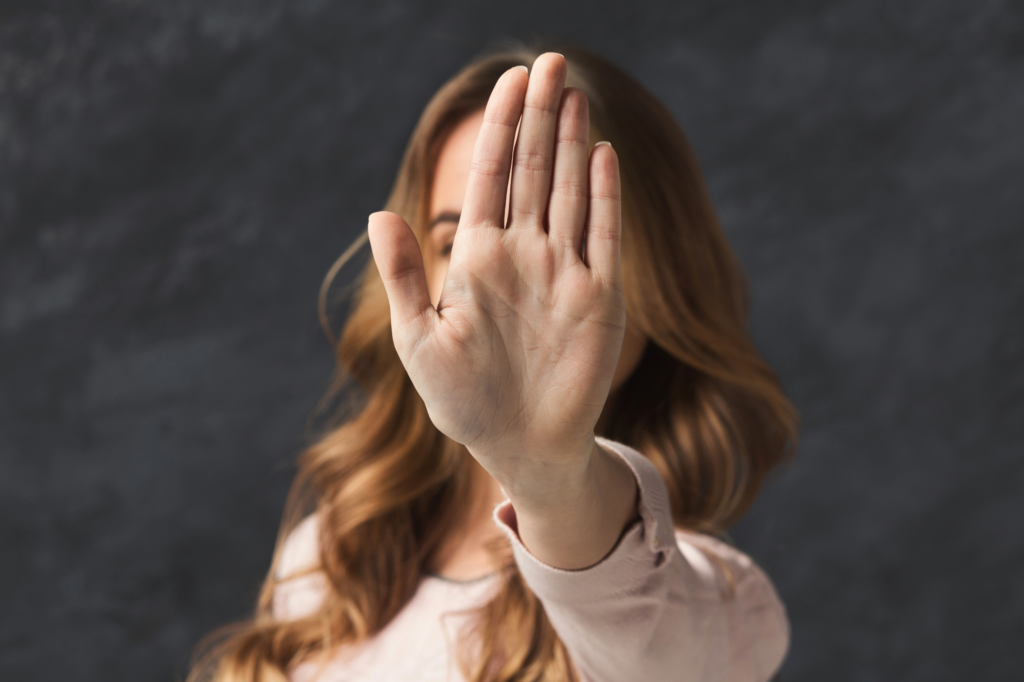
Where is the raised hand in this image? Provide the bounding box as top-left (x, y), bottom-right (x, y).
top-left (367, 54), bottom-right (625, 505)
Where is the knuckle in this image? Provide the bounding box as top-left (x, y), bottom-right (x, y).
top-left (553, 179), bottom-right (588, 200)
top-left (555, 133), bottom-right (588, 146)
top-left (510, 206), bottom-right (543, 223)
top-left (470, 158), bottom-right (506, 178)
top-left (513, 151), bottom-right (553, 173)
top-left (548, 231), bottom-right (578, 251)
top-left (590, 224), bottom-right (621, 243)
top-left (590, 187), bottom-right (621, 202)
top-left (523, 100), bottom-right (560, 116)
top-left (481, 114), bottom-right (518, 130)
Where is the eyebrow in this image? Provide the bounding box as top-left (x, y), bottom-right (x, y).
top-left (429, 211), bottom-right (461, 229)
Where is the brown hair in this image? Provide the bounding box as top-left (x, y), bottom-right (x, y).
top-left (189, 43), bottom-right (798, 682)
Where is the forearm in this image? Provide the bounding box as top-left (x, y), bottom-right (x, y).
top-left (493, 440), bottom-right (791, 682)
top-left (497, 438), bottom-right (640, 570)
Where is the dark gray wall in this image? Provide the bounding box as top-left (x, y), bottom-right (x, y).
top-left (1, 1), bottom-right (1021, 680)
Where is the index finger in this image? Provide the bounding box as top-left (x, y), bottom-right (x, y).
top-left (459, 66), bottom-right (529, 231)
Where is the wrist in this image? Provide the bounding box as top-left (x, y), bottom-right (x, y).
top-left (504, 437), bottom-right (641, 570)
top-left (473, 434), bottom-right (599, 511)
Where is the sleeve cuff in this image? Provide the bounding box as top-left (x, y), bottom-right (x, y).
top-left (492, 437), bottom-right (677, 604)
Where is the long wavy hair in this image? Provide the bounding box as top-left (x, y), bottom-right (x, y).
top-left (189, 43), bottom-right (798, 682)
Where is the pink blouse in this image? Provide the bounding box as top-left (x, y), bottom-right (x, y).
top-left (272, 438), bottom-right (790, 681)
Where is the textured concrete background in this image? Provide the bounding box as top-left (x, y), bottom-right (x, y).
top-left (1, 1), bottom-right (1021, 680)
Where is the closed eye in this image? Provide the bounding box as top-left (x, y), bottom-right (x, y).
top-left (429, 211), bottom-right (461, 229)
top-left (430, 211), bottom-right (459, 260)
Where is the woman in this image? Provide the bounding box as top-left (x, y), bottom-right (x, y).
top-left (191, 45), bottom-right (798, 682)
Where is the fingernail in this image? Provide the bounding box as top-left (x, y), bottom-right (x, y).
top-left (595, 141), bottom-right (612, 148)
top-left (514, 65), bottom-right (528, 74)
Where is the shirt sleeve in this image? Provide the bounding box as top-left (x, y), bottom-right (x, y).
top-left (491, 437), bottom-right (790, 682)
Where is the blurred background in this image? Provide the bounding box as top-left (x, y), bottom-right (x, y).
top-left (1, 1), bottom-right (1021, 680)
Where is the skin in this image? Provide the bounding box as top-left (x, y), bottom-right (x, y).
top-left (425, 111), bottom-right (648, 393)
top-left (368, 54), bottom-right (646, 574)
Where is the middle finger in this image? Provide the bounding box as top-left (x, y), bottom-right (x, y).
top-left (506, 53), bottom-right (568, 231)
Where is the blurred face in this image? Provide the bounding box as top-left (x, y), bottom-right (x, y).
top-left (425, 110), bottom-right (647, 391)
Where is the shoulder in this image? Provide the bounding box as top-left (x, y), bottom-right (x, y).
top-left (276, 513), bottom-right (322, 580)
top-left (272, 514), bottom-right (328, 621)
top-left (672, 529), bottom-right (762, 595)
top-left (674, 528), bottom-right (791, 677)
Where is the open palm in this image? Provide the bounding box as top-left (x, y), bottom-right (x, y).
top-left (368, 54), bottom-right (625, 485)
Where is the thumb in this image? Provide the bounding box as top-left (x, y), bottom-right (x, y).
top-left (367, 211), bottom-right (435, 354)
